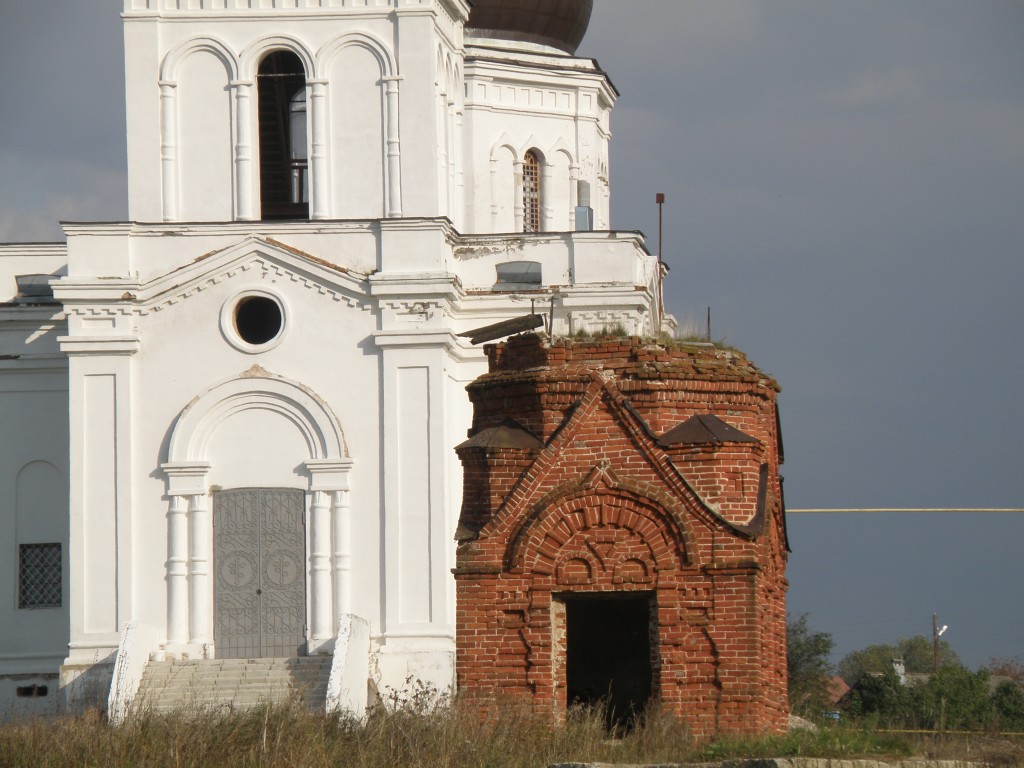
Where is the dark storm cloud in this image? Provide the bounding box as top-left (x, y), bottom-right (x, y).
top-left (584, 1), bottom-right (1024, 666)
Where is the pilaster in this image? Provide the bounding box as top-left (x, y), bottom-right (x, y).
top-left (372, 325), bottom-right (458, 652)
top-left (58, 333), bottom-right (139, 666)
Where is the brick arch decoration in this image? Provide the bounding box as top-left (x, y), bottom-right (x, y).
top-left (508, 487), bottom-right (688, 582)
top-left (458, 484), bottom-right (733, 729)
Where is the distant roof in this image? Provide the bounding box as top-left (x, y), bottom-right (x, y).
top-left (828, 675), bottom-right (851, 705)
top-left (658, 414), bottom-right (758, 447)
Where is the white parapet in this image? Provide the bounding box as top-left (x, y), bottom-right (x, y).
top-left (107, 621), bottom-right (160, 725)
top-left (326, 614), bottom-right (370, 721)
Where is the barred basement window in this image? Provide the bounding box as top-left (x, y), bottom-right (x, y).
top-left (19, 543), bottom-right (61, 609)
top-left (16, 685), bottom-right (49, 698)
top-left (523, 150), bottom-right (542, 233)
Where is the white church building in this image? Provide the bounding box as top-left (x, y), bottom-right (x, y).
top-left (0, 0), bottom-right (667, 718)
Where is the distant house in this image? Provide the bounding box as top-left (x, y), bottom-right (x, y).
top-left (828, 675), bottom-right (850, 706)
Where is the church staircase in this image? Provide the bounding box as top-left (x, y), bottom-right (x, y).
top-left (134, 657), bottom-right (331, 714)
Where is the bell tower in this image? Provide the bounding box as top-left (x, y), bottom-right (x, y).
top-left (122, 0), bottom-right (471, 224)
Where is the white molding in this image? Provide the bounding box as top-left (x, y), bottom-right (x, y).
top-left (167, 371), bottom-right (348, 464)
top-left (57, 337), bottom-right (140, 356)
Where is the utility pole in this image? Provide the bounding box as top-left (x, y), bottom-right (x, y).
top-left (656, 193), bottom-right (665, 337)
top-left (932, 613), bottom-right (947, 672)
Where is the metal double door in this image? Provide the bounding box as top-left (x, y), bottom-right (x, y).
top-left (214, 488), bottom-right (306, 659)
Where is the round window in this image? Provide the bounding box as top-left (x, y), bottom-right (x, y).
top-left (221, 290), bottom-right (288, 353)
top-left (234, 296), bottom-right (282, 345)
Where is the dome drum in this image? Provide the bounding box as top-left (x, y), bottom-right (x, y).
top-left (466, 0), bottom-right (594, 54)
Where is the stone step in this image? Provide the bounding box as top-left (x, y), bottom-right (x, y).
top-left (134, 656), bottom-right (332, 714)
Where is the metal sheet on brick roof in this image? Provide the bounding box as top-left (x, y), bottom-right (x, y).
top-left (457, 419), bottom-right (543, 450)
top-left (658, 413), bottom-right (758, 447)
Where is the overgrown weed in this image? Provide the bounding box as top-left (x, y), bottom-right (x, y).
top-left (0, 700), bottom-right (924, 768)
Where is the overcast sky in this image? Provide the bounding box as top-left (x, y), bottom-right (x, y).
top-left (1, 1), bottom-right (1022, 670)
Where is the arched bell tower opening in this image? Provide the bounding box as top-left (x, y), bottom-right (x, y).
top-left (258, 51), bottom-right (309, 220)
top-left (522, 149), bottom-right (543, 233)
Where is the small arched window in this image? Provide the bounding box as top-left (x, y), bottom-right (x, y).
top-left (258, 51), bottom-right (308, 220)
top-left (522, 150), bottom-right (542, 233)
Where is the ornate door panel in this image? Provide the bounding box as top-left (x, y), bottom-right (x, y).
top-left (214, 488), bottom-right (306, 659)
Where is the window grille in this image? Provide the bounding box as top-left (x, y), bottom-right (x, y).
top-left (523, 151), bottom-right (542, 233)
top-left (19, 543), bottom-right (61, 609)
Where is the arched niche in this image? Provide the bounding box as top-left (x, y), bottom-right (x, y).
top-left (489, 143), bottom-right (517, 231)
top-left (166, 372), bottom-right (347, 471)
top-left (173, 44), bottom-right (235, 222)
top-left (320, 35), bottom-right (394, 219)
top-left (16, 461), bottom-right (66, 543)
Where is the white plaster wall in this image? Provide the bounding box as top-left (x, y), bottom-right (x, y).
top-left (124, 247), bottom-right (384, 643)
top-left (461, 52), bottom-right (615, 235)
top-left (122, 3), bottom-right (467, 223)
top-left (63, 223), bottom-right (381, 283)
top-left (0, 246), bottom-right (67, 303)
top-left (0, 368), bottom-right (70, 709)
top-left (0, 258), bottom-right (72, 718)
top-left (328, 44), bottom-right (387, 219)
top-left (176, 49), bottom-right (235, 222)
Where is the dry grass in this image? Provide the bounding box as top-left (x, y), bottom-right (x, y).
top-left (892, 731), bottom-right (1024, 767)
top-left (0, 700), bottom-right (924, 768)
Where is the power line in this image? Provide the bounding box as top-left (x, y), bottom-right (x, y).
top-left (788, 508), bottom-right (1024, 514)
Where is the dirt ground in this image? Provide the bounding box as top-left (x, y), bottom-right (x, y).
top-left (904, 732), bottom-right (1024, 766)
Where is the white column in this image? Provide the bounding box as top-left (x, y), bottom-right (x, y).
top-left (384, 77), bottom-right (403, 218)
top-left (161, 462), bottom-right (209, 655)
top-left (569, 164), bottom-right (580, 224)
top-left (166, 495), bottom-right (189, 646)
top-left (490, 156), bottom-right (499, 229)
top-left (232, 80), bottom-right (255, 221)
top-left (331, 489), bottom-right (352, 619)
top-left (436, 87), bottom-right (448, 217)
top-left (309, 490), bottom-right (333, 645)
top-left (455, 107), bottom-right (465, 229)
top-left (447, 98), bottom-right (457, 220)
top-left (309, 79), bottom-right (330, 220)
top-left (542, 161), bottom-right (556, 231)
top-left (306, 459), bottom-right (354, 654)
top-left (188, 493), bottom-right (212, 647)
top-left (159, 80), bottom-right (179, 222)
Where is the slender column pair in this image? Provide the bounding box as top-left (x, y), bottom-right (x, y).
top-left (165, 491), bottom-right (211, 648)
top-left (309, 489), bottom-right (353, 646)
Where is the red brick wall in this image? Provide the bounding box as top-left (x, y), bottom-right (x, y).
top-left (455, 334), bottom-right (789, 738)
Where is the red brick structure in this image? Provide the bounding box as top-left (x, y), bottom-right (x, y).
top-left (454, 334), bottom-right (789, 737)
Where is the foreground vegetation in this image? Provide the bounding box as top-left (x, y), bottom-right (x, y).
top-left (787, 614), bottom-right (1024, 735)
top-left (0, 701), bottom-right (916, 768)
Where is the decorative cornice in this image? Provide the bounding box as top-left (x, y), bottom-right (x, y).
top-left (57, 336), bottom-right (140, 356)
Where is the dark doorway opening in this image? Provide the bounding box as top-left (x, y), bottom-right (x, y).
top-left (564, 593), bottom-right (653, 730)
